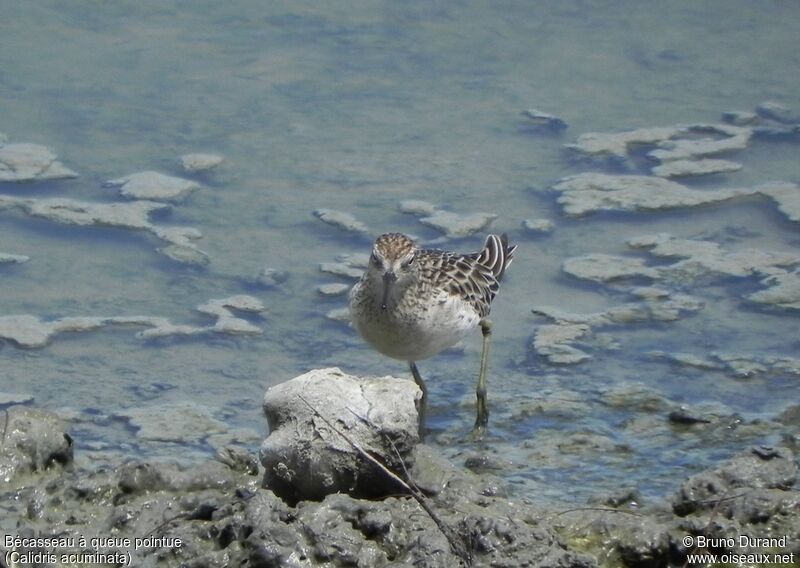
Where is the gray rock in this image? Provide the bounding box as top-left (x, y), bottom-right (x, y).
top-left (319, 261), bottom-right (363, 279)
top-left (627, 232), bottom-right (800, 309)
top-left (317, 282), bottom-right (350, 296)
top-left (0, 142), bottom-right (78, 182)
top-left (673, 446), bottom-right (797, 516)
top-left (510, 387), bottom-right (593, 421)
top-left (325, 307), bottom-right (351, 323)
top-left (564, 123), bottom-right (751, 168)
top-left (753, 123), bottom-right (800, 140)
top-left (313, 208), bottom-right (369, 234)
top-left (531, 323), bottom-right (592, 364)
top-left (0, 295), bottom-right (264, 348)
top-left (565, 125), bottom-right (681, 162)
top-left (602, 382), bottom-right (669, 412)
top-left (552, 174), bottom-right (800, 227)
top-left (648, 350), bottom-right (723, 370)
top-left (552, 173), bottom-right (751, 217)
top-left (761, 182), bottom-right (800, 227)
top-left (105, 171), bottom-right (200, 202)
top-left (563, 510), bottom-right (670, 568)
top-left (180, 153), bottom-right (224, 172)
top-left (556, 449), bottom-right (799, 566)
top-left (756, 101), bottom-right (800, 124)
top-left (0, 194), bottom-right (209, 265)
top-left (531, 289), bottom-right (703, 365)
top-left (647, 124), bottom-right (751, 162)
top-left (651, 158), bottom-right (742, 178)
top-left (777, 404), bottom-right (800, 426)
top-left (399, 200), bottom-right (498, 238)
top-left (398, 199), bottom-right (437, 216)
top-left (521, 108), bottom-right (568, 131)
top-left (722, 110), bottom-right (759, 126)
top-left (0, 294), bottom-right (264, 348)
top-left (418, 209), bottom-right (497, 238)
top-left (255, 267), bottom-right (290, 288)
top-left (748, 269), bottom-right (800, 310)
top-left (560, 231), bottom-right (800, 313)
top-left (562, 252), bottom-right (658, 282)
top-left (334, 252), bottom-right (371, 268)
top-left (0, 416), bottom-right (595, 567)
top-left (522, 218), bottom-right (555, 234)
top-left (118, 459), bottom-right (238, 494)
top-left (0, 252), bottom-right (29, 264)
top-left (260, 368), bottom-right (421, 502)
top-left (116, 401), bottom-right (228, 443)
top-left (0, 406), bottom-right (73, 483)
top-left (587, 487), bottom-right (641, 508)
top-left (667, 405), bottom-right (713, 425)
top-left (667, 446), bottom-right (800, 562)
top-left (627, 232), bottom-right (800, 279)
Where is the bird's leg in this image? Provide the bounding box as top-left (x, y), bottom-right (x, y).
top-left (409, 361), bottom-right (427, 437)
top-left (474, 319), bottom-right (493, 437)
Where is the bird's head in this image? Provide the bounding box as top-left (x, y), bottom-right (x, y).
top-left (369, 233), bottom-right (419, 310)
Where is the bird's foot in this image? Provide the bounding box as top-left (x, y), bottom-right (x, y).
top-left (464, 422), bottom-right (487, 442)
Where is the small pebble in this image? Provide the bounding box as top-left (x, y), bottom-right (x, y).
top-left (668, 406), bottom-right (712, 425)
top-left (181, 153), bottom-right (224, 172)
top-left (522, 218), bottom-right (554, 234)
top-left (521, 108), bottom-right (567, 131)
top-left (398, 200), bottom-right (438, 216)
top-left (326, 307), bottom-right (351, 323)
top-left (257, 268), bottom-right (290, 288)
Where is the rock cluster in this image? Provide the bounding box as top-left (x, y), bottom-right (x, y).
top-left (0, 295), bottom-right (265, 348)
top-left (3, 368), bottom-right (798, 567)
top-left (1, 371), bottom-right (598, 567)
top-left (399, 200), bottom-right (497, 239)
top-left (0, 136), bottom-right (78, 182)
top-left (0, 135), bottom-right (216, 266)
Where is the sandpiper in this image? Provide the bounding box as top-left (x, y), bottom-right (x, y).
top-left (349, 232), bottom-right (516, 433)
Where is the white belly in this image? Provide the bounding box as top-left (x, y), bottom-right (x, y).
top-left (352, 293), bottom-right (480, 361)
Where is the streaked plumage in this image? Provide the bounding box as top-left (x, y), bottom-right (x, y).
top-left (349, 232), bottom-right (516, 432)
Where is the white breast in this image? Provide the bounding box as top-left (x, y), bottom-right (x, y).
top-left (352, 290), bottom-right (480, 361)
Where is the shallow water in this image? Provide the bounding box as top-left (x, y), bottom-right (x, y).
top-left (1, 1), bottom-right (798, 505)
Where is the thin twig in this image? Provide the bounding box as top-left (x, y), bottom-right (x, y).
top-left (385, 435), bottom-right (471, 563)
top-left (551, 506), bottom-right (644, 518)
top-left (299, 395), bottom-right (409, 489)
top-left (299, 395), bottom-right (472, 566)
top-left (696, 491), bottom-right (749, 506)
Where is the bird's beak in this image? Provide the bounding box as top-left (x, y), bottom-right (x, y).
top-left (381, 271), bottom-right (397, 310)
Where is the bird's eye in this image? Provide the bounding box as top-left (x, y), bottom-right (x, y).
top-left (401, 254), bottom-right (415, 268)
top-left (371, 252), bottom-right (383, 268)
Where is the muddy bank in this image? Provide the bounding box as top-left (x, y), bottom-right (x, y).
top-left (0, 404), bottom-right (592, 567)
top-left (1, 371), bottom-right (797, 567)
